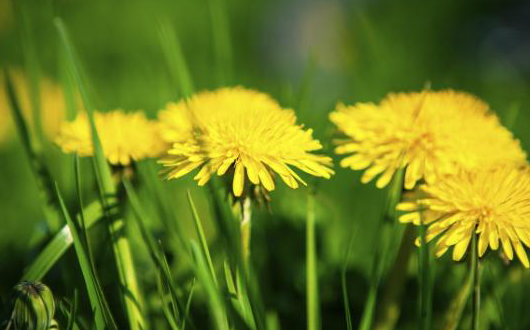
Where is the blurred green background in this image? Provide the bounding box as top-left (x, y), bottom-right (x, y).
top-left (1, 0), bottom-right (530, 329)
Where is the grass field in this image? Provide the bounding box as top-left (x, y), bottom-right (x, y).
top-left (1, 1), bottom-right (530, 329)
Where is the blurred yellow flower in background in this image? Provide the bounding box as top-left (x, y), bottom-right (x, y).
top-left (397, 166), bottom-right (530, 268)
top-left (330, 90), bottom-right (526, 189)
top-left (158, 86), bottom-right (334, 197)
top-left (55, 110), bottom-right (163, 166)
top-left (0, 69), bottom-right (70, 146)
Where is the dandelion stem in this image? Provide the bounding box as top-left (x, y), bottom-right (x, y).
top-left (241, 197), bottom-right (252, 261)
top-left (471, 233), bottom-right (481, 330)
top-left (306, 189), bottom-right (320, 330)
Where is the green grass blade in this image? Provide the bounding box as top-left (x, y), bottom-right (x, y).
top-left (190, 240), bottom-right (229, 330)
top-left (22, 201), bottom-right (102, 281)
top-left (181, 278), bottom-right (196, 330)
top-left (207, 179), bottom-right (266, 330)
top-left (209, 0), bottom-right (233, 85)
top-left (306, 190), bottom-right (320, 330)
top-left (417, 211), bottom-right (432, 330)
top-left (471, 234), bottom-right (481, 330)
top-left (66, 289), bottom-right (78, 330)
top-left (3, 69), bottom-right (61, 231)
top-left (358, 169), bottom-right (404, 330)
top-left (441, 269), bottom-right (473, 330)
top-left (54, 182), bottom-right (116, 330)
top-left (157, 18), bottom-right (194, 98)
top-left (123, 179), bottom-right (185, 329)
top-left (55, 18), bottom-right (145, 329)
top-left (341, 226), bottom-right (358, 330)
top-left (15, 2), bottom-right (44, 146)
top-left (187, 190), bottom-right (218, 287)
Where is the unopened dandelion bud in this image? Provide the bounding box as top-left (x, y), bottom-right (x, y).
top-left (9, 281), bottom-right (56, 330)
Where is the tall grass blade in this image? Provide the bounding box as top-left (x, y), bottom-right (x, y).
top-left (190, 241), bottom-right (229, 330)
top-left (341, 226), bottom-right (358, 330)
top-left (157, 18), bottom-right (194, 98)
top-left (55, 18), bottom-right (145, 329)
top-left (181, 278), bottom-right (196, 330)
top-left (209, 0), bottom-right (233, 85)
top-left (22, 201), bottom-right (102, 281)
top-left (417, 211), bottom-right (432, 330)
top-left (54, 182), bottom-right (116, 330)
top-left (123, 178), bottom-right (185, 329)
top-left (3, 70), bottom-right (60, 231)
top-left (471, 234), bottom-right (480, 330)
top-left (15, 2), bottom-right (44, 146)
top-left (306, 190), bottom-right (320, 330)
top-left (187, 190), bottom-right (218, 287)
top-left (66, 289), bottom-right (78, 330)
top-left (358, 169), bottom-right (404, 330)
top-left (207, 179), bottom-right (266, 329)
top-left (441, 268), bottom-right (473, 330)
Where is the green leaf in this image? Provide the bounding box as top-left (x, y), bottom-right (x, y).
top-left (54, 182), bottom-right (117, 330)
top-left (358, 168), bottom-right (404, 330)
top-left (187, 190), bottom-right (218, 287)
top-left (22, 201), bottom-right (102, 281)
top-left (54, 18), bottom-right (145, 329)
top-left (3, 69), bottom-right (61, 231)
top-left (306, 191), bottom-right (320, 330)
top-left (123, 178), bottom-right (187, 330)
top-left (157, 18), bottom-right (194, 98)
top-left (189, 240), bottom-right (229, 330)
top-left (417, 211), bottom-right (432, 330)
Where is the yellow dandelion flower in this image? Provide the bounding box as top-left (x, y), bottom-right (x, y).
top-left (55, 110), bottom-right (164, 166)
top-left (397, 166), bottom-right (530, 268)
top-left (0, 69), bottom-right (72, 146)
top-left (329, 90), bottom-right (526, 189)
top-left (158, 86), bottom-right (334, 197)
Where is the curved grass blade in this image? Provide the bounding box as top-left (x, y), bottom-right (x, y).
top-left (157, 18), bottom-right (194, 98)
top-left (123, 179), bottom-right (184, 329)
top-left (22, 201), bottom-right (102, 281)
top-left (55, 182), bottom-right (117, 330)
top-left (358, 168), bottom-right (404, 330)
top-left (3, 69), bottom-right (60, 231)
top-left (187, 190), bottom-right (218, 287)
top-left (54, 18), bottom-right (145, 329)
top-left (190, 241), bottom-right (229, 330)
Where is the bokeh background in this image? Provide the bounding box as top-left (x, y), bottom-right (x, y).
top-left (1, 0), bottom-right (530, 329)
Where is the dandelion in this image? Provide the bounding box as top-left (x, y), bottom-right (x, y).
top-left (397, 166), bottom-right (530, 268)
top-left (158, 86), bottom-right (334, 197)
top-left (329, 90), bottom-right (526, 189)
top-left (55, 110), bottom-right (163, 166)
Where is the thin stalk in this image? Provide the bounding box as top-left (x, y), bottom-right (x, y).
top-left (54, 18), bottom-right (144, 329)
top-left (187, 190), bottom-right (218, 287)
top-left (306, 191), bottom-right (320, 330)
top-left (374, 225), bottom-right (415, 330)
top-left (358, 169), bottom-right (404, 330)
top-left (240, 197), bottom-right (252, 261)
top-left (418, 210), bottom-right (432, 330)
top-left (471, 234), bottom-right (481, 330)
top-left (441, 266), bottom-right (473, 330)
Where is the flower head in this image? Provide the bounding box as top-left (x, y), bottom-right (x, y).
top-left (158, 86), bottom-right (334, 196)
top-left (329, 90), bottom-right (526, 189)
top-left (397, 166), bottom-right (530, 268)
top-left (56, 110), bottom-right (163, 165)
